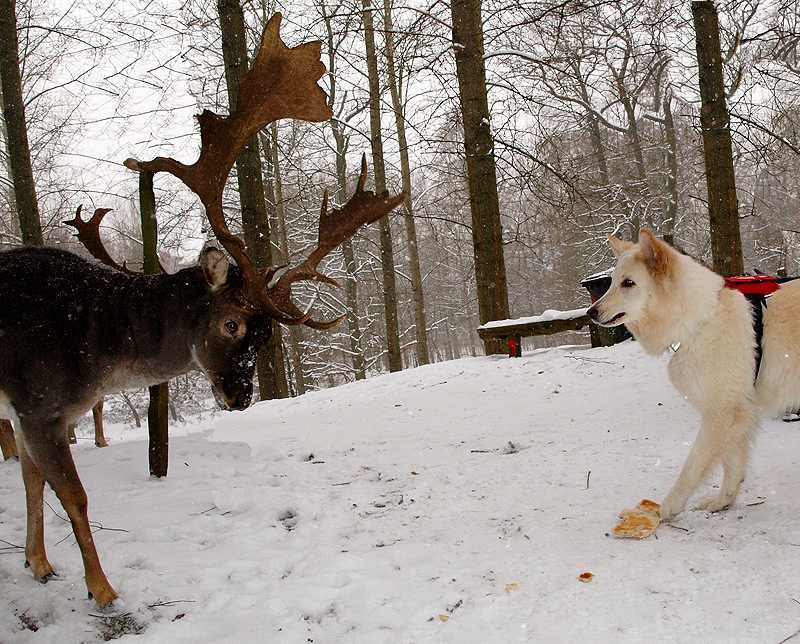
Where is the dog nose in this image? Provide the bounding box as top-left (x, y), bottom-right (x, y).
top-left (586, 305), bottom-right (598, 321)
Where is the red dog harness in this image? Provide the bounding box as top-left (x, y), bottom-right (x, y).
top-left (723, 274), bottom-right (780, 296)
top-left (723, 274), bottom-right (782, 380)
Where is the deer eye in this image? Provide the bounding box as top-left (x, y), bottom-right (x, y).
top-left (224, 320), bottom-right (239, 335)
top-left (621, 278), bottom-right (636, 288)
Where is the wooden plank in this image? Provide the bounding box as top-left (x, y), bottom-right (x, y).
top-left (477, 314), bottom-right (591, 341)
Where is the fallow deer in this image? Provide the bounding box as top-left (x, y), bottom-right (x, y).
top-left (0, 14), bottom-right (405, 607)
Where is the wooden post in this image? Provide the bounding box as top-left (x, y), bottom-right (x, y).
top-left (148, 383), bottom-right (169, 477)
top-left (140, 169), bottom-right (170, 477)
top-left (692, 1), bottom-right (743, 277)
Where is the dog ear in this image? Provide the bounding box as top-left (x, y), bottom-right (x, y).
top-left (607, 234), bottom-right (634, 257)
top-left (638, 229), bottom-right (671, 276)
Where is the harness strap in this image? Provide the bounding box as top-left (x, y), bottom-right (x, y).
top-left (743, 293), bottom-right (767, 380)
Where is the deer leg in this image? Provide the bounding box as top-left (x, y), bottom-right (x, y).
top-left (92, 400), bottom-right (107, 447)
top-left (21, 422), bottom-right (118, 606)
top-left (17, 439), bottom-right (54, 581)
top-left (0, 419), bottom-right (17, 459)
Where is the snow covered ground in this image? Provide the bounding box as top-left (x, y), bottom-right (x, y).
top-left (3, 340), bottom-right (800, 643)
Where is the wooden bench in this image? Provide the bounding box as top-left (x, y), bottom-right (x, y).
top-left (477, 308), bottom-right (593, 357)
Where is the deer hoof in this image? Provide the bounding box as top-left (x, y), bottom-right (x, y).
top-left (88, 585), bottom-right (119, 608)
top-left (25, 560), bottom-right (56, 581)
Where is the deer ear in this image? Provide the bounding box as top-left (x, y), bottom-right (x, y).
top-left (201, 247), bottom-right (229, 288)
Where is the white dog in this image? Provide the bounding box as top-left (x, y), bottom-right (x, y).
top-left (587, 229), bottom-right (800, 520)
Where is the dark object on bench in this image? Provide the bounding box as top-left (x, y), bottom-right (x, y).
top-left (476, 269), bottom-right (637, 358)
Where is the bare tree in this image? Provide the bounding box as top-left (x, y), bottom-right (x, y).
top-left (693, 0), bottom-right (744, 276)
top-left (383, 0), bottom-right (429, 366)
top-left (362, 0), bottom-right (402, 371)
top-left (261, 125), bottom-right (309, 395)
top-left (0, 0), bottom-right (40, 245)
top-left (319, 0), bottom-right (369, 380)
top-left (451, 0), bottom-right (510, 354)
top-left (217, 0), bottom-right (289, 397)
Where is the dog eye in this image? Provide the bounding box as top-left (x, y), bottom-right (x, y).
top-left (224, 320), bottom-right (239, 335)
top-left (621, 278), bottom-right (636, 288)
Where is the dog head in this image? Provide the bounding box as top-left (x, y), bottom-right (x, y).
top-left (586, 228), bottom-right (674, 330)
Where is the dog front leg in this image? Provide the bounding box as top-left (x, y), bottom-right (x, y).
top-left (697, 431), bottom-right (751, 512)
top-left (660, 404), bottom-right (755, 521)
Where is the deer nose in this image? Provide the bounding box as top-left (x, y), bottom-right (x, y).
top-left (221, 387), bottom-right (251, 411)
top-left (211, 385), bottom-right (250, 411)
top-left (231, 391), bottom-right (250, 410)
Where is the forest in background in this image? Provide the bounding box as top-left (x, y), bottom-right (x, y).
top-left (3, 0), bottom-right (800, 416)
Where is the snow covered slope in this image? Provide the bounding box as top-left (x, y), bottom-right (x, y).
top-left (3, 340), bottom-right (800, 643)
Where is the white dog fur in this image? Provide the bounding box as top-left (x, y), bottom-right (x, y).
top-left (587, 229), bottom-right (800, 520)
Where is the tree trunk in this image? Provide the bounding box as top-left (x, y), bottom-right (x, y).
top-left (140, 170), bottom-right (159, 274)
top-left (383, 0), bottom-right (429, 366)
top-left (692, 0), bottom-right (743, 277)
top-left (0, 76), bottom-right (19, 240)
top-left (139, 169), bottom-right (170, 477)
top-left (362, 0), bottom-right (403, 372)
top-left (610, 65), bottom-right (657, 231)
top-left (663, 94), bottom-right (679, 244)
top-left (323, 8), bottom-right (367, 380)
top-left (122, 392), bottom-right (142, 428)
top-left (0, 0), bottom-right (41, 246)
top-left (262, 125), bottom-right (307, 395)
top-left (586, 111), bottom-right (609, 187)
top-left (218, 0), bottom-right (289, 398)
top-left (451, 0), bottom-right (510, 354)
top-left (332, 124), bottom-right (367, 380)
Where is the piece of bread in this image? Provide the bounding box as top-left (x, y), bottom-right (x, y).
top-left (612, 499), bottom-right (661, 538)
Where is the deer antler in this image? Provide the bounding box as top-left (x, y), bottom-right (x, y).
top-left (64, 205), bottom-right (166, 275)
top-left (267, 155), bottom-right (406, 329)
top-left (124, 13), bottom-right (406, 327)
top-left (125, 14), bottom-right (331, 205)
top-left (64, 206), bottom-right (135, 275)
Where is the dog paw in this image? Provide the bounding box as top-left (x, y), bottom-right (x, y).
top-left (659, 493), bottom-right (686, 521)
top-left (697, 494), bottom-right (732, 513)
